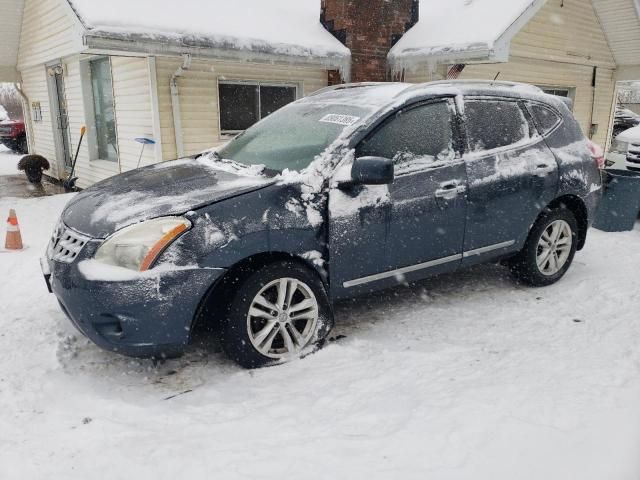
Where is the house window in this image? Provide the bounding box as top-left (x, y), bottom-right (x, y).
top-left (218, 81), bottom-right (298, 136)
top-left (84, 57), bottom-right (118, 162)
top-left (537, 86), bottom-right (577, 110)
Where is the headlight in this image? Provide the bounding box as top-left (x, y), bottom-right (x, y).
top-left (95, 217), bottom-right (191, 271)
top-left (614, 140), bottom-right (629, 154)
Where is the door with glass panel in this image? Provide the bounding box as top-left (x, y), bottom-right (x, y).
top-left (47, 64), bottom-right (72, 171)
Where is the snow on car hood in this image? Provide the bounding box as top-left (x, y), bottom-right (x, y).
top-left (616, 125), bottom-right (640, 143)
top-left (62, 158), bottom-right (273, 238)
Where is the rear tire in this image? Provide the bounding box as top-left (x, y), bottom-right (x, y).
top-left (509, 207), bottom-right (579, 287)
top-left (16, 134), bottom-right (28, 154)
top-left (221, 261), bottom-right (333, 369)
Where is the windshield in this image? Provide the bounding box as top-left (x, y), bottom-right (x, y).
top-left (217, 102), bottom-right (369, 172)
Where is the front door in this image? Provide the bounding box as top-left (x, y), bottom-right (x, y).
top-left (328, 98), bottom-right (468, 298)
top-left (47, 64), bottom-right (72, 172)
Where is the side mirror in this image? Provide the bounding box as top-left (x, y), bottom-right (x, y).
top-left (351, 156), bottom-right (394, 185)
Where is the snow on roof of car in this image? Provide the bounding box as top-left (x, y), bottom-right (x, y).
top-left (388, 0), bottom-right (545, 71)
top-left (67, 0), bottom-right (350, 68)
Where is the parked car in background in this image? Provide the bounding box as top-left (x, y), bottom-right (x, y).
top-left (42, 81), bottom-right (603, 368)
top-left (613, 107), bottom-right (640, 138)
top-left (0, 118), bottom-right (28, 154)
top-left (610, 125), bottom-right (640, 171)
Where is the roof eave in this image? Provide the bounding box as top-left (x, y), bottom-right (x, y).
top-left (84, 31), bottom-right (351, 77)
top-left (387, 0), bottom-right (546, 73)
top-left (388, 43), bottom-right (509, 74)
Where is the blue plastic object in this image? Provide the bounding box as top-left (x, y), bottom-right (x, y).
top-left (135, 137), bottom-right (156, 145)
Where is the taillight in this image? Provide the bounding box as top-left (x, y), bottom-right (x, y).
top-left (588, 141), bottom-right (605, 169)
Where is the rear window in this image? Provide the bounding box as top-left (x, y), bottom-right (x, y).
top-left (464, 99), bottom-right (533, 152)
top-left (527, 103), bottom-right (562, 135)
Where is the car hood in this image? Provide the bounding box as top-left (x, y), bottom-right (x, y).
top-left (62, 158), bottom-right (274, 238)
top-left (616, 125), bottom-right (640, 143)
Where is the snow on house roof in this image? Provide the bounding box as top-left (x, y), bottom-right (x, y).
top-left (388, 0), bottom-right (545, 72)
top-left (67, 0), bottom-right (350, 71)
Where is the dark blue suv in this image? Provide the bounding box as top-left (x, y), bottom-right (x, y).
top-left (42, 81), bottom-right (603, 368)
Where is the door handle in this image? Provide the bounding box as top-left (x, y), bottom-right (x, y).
top-left (535, 164), bottom-right (555, 178)
top-left (435, 182), bottom-right (467, 200)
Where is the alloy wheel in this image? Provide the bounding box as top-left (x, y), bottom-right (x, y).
top-left (246, 278), bottom-right (319, 359)
top-left (536, 219), bottom-right (573, 276)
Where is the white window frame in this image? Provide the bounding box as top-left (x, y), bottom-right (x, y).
top-left (217, 79), bottom-right (301, 139)
top-left (80, 55), bottom-right (120, 165)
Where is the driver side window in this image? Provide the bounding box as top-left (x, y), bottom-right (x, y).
top-left (356, 101), bottom-right (456, 175)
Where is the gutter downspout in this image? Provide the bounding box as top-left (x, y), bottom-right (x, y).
top-left (170, 54), bottom-right (191, 159)
top-left (14, 80), bottom-right (34, 154)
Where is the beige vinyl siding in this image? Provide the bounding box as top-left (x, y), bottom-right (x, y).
top-left (19, 65), bottom-right (59, 178)
top-left (17, 0), bottom-right (82, 70)
top-left (72, 56), bottom-right (155, 189)
top-left (592, 0), bottom-right (640, 66)
top-left (510, 0), bottom-right (615, 69)
top-left (110, 57), bottom-right (156, 171)
top-left (155, 58), bottom-right (329, 161)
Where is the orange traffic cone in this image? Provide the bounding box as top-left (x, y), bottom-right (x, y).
top-left (5, 209), bottom-right (23, 250)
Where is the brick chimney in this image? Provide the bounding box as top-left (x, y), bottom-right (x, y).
top-left (321, 0), bottom-right (419, 83)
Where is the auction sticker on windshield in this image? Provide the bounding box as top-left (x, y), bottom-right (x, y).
top-left (319, 114), bottom-right (361, 126)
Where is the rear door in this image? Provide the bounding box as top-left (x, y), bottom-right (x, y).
top-left (461, 97), bottom-right (559, 264)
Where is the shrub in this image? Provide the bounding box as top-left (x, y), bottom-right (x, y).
top-left (17, 154), bottom-right (50, 184)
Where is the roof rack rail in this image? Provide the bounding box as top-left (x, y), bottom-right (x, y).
top-left (420, 79), bottom-right (544, 93)
top-left (308, 82), bottom-right (397, 97)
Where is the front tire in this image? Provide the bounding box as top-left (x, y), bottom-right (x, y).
top-left (509, 207), bottom-right (579, 287)
top-left (221, 261), bottom-right (333, 369)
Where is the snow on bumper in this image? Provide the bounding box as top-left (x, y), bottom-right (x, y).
top-left (45, 253), bottom-right (225, 358)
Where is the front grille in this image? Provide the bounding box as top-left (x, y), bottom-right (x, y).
top-left (0, 126), bottom-right (12, 136)
top-left (47, 220), bottom-right (91, 263)
top-left (627, 144), bottom-right (640, 164)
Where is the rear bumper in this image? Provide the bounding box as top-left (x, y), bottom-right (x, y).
top-left (47, 256), bottom-right (225, 358)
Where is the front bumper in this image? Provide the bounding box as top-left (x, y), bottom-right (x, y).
top-left (44, 251), bottom-right (225, 358)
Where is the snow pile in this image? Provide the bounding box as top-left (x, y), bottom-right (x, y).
top-left (1, 193), bottom-right (640, 478)
top-left (68, 0), bottom-right (350, 70)
top-left (0, 144), bottom-right (21, 175)
top-left (389, 0), bottom-right (544, 70)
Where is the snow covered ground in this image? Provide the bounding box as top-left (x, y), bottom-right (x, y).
top-left (0, 144), bottom-right (21, 176)
top-left (1, 192), bottom-right (640, 479)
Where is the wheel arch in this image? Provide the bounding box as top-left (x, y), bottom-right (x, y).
top-left (546, 194), bottom-right (589, 250)
top-left (191, 251), bottom-right (328, 333)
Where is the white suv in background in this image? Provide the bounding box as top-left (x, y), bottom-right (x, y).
top-left (610, 125), bottom-right (640, 171)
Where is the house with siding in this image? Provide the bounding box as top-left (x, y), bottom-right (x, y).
top-left (1, 0), bottom-right (640, 188)
top-left (0, 0), bottom-right (349, 188)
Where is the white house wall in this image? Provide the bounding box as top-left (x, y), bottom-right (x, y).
top-left (16, 0), bottom-right (83, 70)
top-left (71, 56), bottom-right (156, 189)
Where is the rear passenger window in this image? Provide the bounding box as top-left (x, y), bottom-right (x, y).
top-left (357, 101), bottom-right (455, 174)
top-left (527, 103), bottom-right (561, 135)
top-left (465, 100), bottom-right (532, 152)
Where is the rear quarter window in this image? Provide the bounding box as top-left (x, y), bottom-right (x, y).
top-left (527, 103), bottom-right (562, 135)
top-left (464, 99), bottom-right (534, 152)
